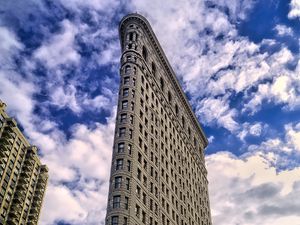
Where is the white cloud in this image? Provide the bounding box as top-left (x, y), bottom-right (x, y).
top-left (238, 122), bottom-right (263, 141)
top-left (40, 184), bottom-right (87, 223)
top-left (285, 123), bottom-right (300, 152)
top-left (50, 84), bottom-right (82, 113)
top-left (38, 110), bottom-right (116, 224)
top-left (34, 19), bottom-right (80, 69)
top-left (48, 83), bottom-right (113, 114)
top-left (207, 151), bottom-right (300, 225)
top-left (196, 95), bottom-right (239, 132)
top-left (244, 68), bottom-right (300, 113)
top-left (248, 122), bottom-right (300, 156)
top-left (288, 0), bottom-right (300, 19)
top-left (274, 24), bottom-right (294, 36)
top-left (58, 0), bottom-right (120, 12)
top-left (0, 26), bottom-right (23, 68)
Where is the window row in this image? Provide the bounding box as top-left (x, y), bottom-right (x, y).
top-left (111, 216), bottom-right (128, 225)
top-left (121, 100), bottom-right (134, 111)
top-left (123, 76), bottom-right (136, 86)
top-left (116, 142), bottom-right (132, 155)
top-left (118, 127), bottom-right (133, 139)
top-left (115, 159), bottom-right (131, 172)
top-left (111, 195), bottom-right (129, 210)
top-left (114, 176), bottom-right (130, 190)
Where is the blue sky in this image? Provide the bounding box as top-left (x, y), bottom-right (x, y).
top-left (0, 0), bottom-right (300, 224)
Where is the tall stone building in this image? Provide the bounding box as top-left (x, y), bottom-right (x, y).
top-left (0, 100), bottom-right (48, 224)
top-left (106, 14), bottom-right (212, 225)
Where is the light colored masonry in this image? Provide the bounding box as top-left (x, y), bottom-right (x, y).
top-left (105, 13), bottom-right (212, 225)
top-left (0, 100), bottom-right (48, 225)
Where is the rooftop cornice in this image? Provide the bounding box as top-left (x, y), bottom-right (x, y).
top-left (119, 13), bottom-right (208, 148)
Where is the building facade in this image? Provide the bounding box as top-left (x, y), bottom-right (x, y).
top-left (0, 100), bottom-right (48, 225)
top-left (105, 14), bottom-right (212, 225)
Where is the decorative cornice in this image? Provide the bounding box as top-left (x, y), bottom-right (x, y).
top-left (119, 13), bottom-right (208, 148)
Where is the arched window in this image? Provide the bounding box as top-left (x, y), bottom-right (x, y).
top-left (160, 77), bottom-right (165, 91)
top-left (152, 62), bottom-right (156, 77)
top-left (142, 46), bottom-right (148, 61)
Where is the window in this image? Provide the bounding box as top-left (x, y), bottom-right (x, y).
top-left (143, 192), bottom-right (147, 204)
top-left (128, 144), bottom-right (132, 155)
top-left (123, 217), bottom-right (128, 225)
top-left (137, 168), bottom-right (141, 180)
top-left (129, 32), bottom-right (134, 41)
top-left (123, 88), bottom-right (129, 97)
top-left (125, 178), bottom-right (130, 190)
top-left (160, 77), bottom-right (165, 91)
top-left (182, 116), bottom-right (185, 128)
top-left (136, 185), bottom-right (141, 198)
top-left (175, 104), bottom-right (179, 115)
top-left (129, 115), bottom-right (133, 124)
top-left (124, 77), bottom-right (130, 85)
top-left (152, 62), bottom-right (156, 77)
top-left (168, 91), bottom-right (172, 102)
top-left (135, 204), bottom-right (140, 217)
top-left (142, 211), bottom-right (146, 223)
top-left (131, 102), bottom-right (134, 111)
top-left (116, 159), bottom-right (123, 170)
top-left (119, 128), bottom-right (126, 137)
top-left (120, 114), bottom-right (127, 123)
top-left (129, 129), bottom-right (133, 139)
top-left (142, 46), bottom-right (148, 61)
top-left (127, 160), bottom-right (131, 171)
top-left (124, 197), bottom-right (129, 209)
top-left (112, 216), bottom-right (119, 225)
top-left (122, 100), bottom-right (128, 110)
top-left (118, 143), bottom-right (125, 153)
top-left (113, 195), bottom-right (121, 208)
top-left (125, 65), bottom-right (131, 74)
top-left (132, 90), bottom-right (135, 98)
top-left (115, 176), bottom-right (122, 188)
top-left (138, 152), bottom-right (142, 163)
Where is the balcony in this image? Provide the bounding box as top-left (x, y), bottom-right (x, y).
top-left (15, 189), bottom-right (26, 197)
top-left (9, 205), bottom-right (22, 216)
top-left (24, 158), bottom-right (35, 167)
top-left (1, 129), bottom-right (15, 139)
top-left (30, 206), bottom-right (40, 214)
top-left (36, 182), bottom-right (46, 189)
top-left (31, 200), bottom-right (41, 208)
top-left (6, 217), bottom-right (19, 225)
top-left (18, 176), bottom-right (29, 184)
top-left (20, 171), bottom-right (31, 179)
top-left (0, 138), bottom-right (10, 146)
top-left (33, 194), bottom-right (43, 202)
top-left (13, 196), bottom-right (24, 204)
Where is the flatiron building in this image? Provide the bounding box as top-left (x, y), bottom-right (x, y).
top-left (106, 14), bottom-right (212, 225)
top-left (0, 100), bottom-right (48, 224)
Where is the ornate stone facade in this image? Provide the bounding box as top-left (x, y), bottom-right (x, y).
top-left (105, 13), bottom-right (212, 225)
